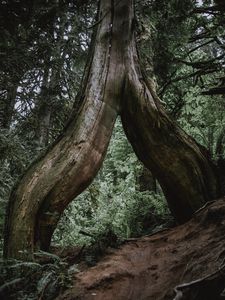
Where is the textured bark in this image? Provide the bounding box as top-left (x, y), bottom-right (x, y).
top-left (4, 0), bottom-right (124, 259)
top-left (57, 198), bottom-right (225, 300)
top-left (4, 0), bottom-right (219, 259)
top-left (120, 40), bottom-right (218, 221)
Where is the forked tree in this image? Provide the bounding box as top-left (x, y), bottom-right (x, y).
top-left (4, 0), bottom-right (219, 260)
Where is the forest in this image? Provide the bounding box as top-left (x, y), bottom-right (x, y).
top-left (0, 0), bottom-right (225, 299)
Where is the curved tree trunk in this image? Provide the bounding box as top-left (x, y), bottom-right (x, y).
top-left (121, 40), bottom-right (218, 221)
top-left (4, 0), bottom-right (219, 259)
top-left (4, 0), bottom-right (124, 259)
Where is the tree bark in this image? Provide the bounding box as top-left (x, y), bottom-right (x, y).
top-left (120, 32), bottom-right (218, 222)
top-left (4, 0), bottom-right (219, 259)
top-left (4, 0), bottom-right (123, 259)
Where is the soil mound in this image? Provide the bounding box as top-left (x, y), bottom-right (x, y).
top-left (57, 199), bottom-right (225, 300)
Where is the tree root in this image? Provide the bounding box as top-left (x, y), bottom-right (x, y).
top-left (174, 263), bottom-right (225, 300)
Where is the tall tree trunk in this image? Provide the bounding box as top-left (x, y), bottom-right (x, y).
top-left (4, 0), bottom-right (123, 259)
top-left (36, 10), bottom-right (68, 148)
top-left (4, 0), bottom-right (219, 259)
top-left (120, 35), bottom-right (218, 221)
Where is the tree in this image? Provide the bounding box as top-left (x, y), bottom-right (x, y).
top-left (4, 0), bottom-right (219, 260)
top-left (0, 0), bottom-right (89, 241)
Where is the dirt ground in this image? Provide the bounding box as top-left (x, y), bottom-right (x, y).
top-left (57, 198), bottom-right (225, 300)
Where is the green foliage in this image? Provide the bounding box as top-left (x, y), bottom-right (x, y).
top-left (0, 129), bottom-right (40, 244)
top-left (0, 257), bottom-right (73, 300)
top-left (137, 0), bottom-right (194, 82)
top-left (178, 85), bottom-right (225, 158)
top-left (53, 120), bottom-right (169, 247)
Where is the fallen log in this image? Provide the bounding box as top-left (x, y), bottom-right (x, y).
top-left (57, 198), bottom-right (225, 300)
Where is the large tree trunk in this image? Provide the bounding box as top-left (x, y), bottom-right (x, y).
top-left (121, 57), bottom-right (218, 222)
top-left (4, 0), bottom-right (219, 259)
top-left (118, 1), bottom-right (218, 221)
top-left (35, 11), bottom-right (68, 148)
top-left (4, 0), bottom-right (123, 259)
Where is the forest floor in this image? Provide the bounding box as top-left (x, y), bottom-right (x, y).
top-left (1, 199), bottom-right (225, 300)
top-left (56, 198), bottom-right (225, 300)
